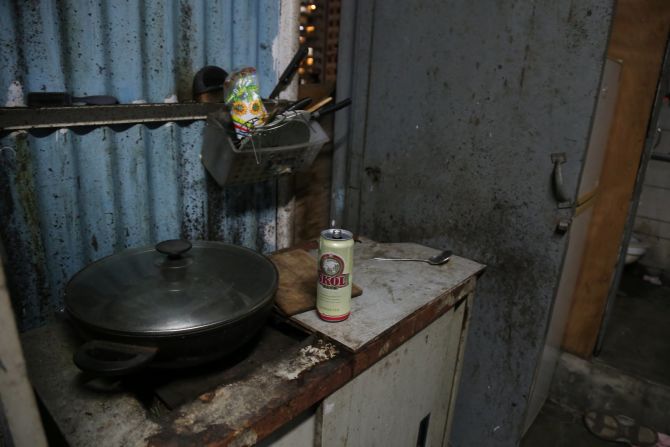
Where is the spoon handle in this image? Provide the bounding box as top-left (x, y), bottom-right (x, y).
top-left (371, 257), bottom-right (427, 262)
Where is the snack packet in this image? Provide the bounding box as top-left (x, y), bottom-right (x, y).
top-left (224, 67), bottom-right (267, 138)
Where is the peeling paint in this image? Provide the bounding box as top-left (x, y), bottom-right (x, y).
top-left (0, 133), bottom-right (50, 327)
top-left (274, 340), bottom-right (339, 380)
top-left (378, 340), bottom-right (391, 357)
top-left (229, 429), bottom-right (258, 447)
top-left (324, 402), bottom-right (335, 415)
top-left (163, 94), bottom-right (178, 103)
top-left (4, 80), bottom-right (23, 106)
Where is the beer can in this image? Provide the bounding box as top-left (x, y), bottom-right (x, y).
top-left (316, 227), bottom-right (354, 322)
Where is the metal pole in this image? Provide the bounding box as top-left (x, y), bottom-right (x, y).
top-left (274, 0), bottom-right (300, 250)
top-left (329, 0), bottom-right (356, 226)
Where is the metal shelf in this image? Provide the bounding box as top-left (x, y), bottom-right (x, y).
top-left (0, 103), bottom-right (224, 133)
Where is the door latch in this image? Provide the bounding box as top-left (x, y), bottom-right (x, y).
top-left (555, 218), bottom-right (572, 235)
top-left (551, 152), bottom-right (571, 208)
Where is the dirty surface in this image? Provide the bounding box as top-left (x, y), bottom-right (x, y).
top-left (550, 351), bottom-right (670, 435)
top-left (292, 240), bottom-right (485, 351)
top-left (148, 318), bottom-right (312, 410)
top-left (522, 401), bottom-right (613, 447)
top-left (273, 339), bottom-right (339, 380)
top-left (342, 1), bottom-right (614, 444)
top-left (22, 316), bottom-right (349, 447)
top-left (21, 242), bottom-right (482, 446)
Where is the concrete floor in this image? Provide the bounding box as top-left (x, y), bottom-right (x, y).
top-left (597, 265), bottom-right (670, 385)
top-left (522, 266), bottom-right (670, 446)
top-left (521, 401), bottom-right (613, 447)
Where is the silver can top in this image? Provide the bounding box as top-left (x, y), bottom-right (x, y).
top-left (321, 228), bottom-right (353, 241)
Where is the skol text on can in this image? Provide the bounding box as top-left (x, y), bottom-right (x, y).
top-left (317, 228), bottom-right (354, 322)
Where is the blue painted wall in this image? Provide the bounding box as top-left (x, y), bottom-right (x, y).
top-left (0, 1), bottom-right (288, 330)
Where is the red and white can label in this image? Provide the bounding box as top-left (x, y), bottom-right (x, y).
top-left (318, 254), bottom-right (350, 289)
top-left (316, 252), bottom-right (352, 321)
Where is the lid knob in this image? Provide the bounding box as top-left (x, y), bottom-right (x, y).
top-left (155, 239), bottom-right (192, 259)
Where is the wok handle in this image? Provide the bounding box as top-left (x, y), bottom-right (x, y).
top-left (74, 340), bottom-right (158, 376)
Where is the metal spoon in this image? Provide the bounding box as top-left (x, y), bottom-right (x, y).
top-left (372, 250), bottom-right (453, 265)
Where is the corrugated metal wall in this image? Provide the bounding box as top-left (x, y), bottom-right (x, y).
top-left (0, 1), bottom-right (294, 330)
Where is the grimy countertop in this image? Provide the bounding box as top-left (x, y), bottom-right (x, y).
top-left (21, 240), bottom-right (485, 446)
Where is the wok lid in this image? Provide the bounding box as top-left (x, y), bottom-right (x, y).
top-left (64, 240), bottom-right (278, 336)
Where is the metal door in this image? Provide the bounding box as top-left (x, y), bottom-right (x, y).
top-left (523, 59), bottom-right (621, 433)
top-left (337, 1), bottom-right (614, 444)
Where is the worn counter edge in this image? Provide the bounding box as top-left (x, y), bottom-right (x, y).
top-left (22, 258), bottom-right (484, 447)
top-left (236, 353), bottom-right (353, 444)
top-left (350, 277), bottom-right (476, 377)
top-left (145, 276), bottom-right (478, 446)
top-left (146, 347), bottom-right (354, 447)
top-left (244, 277), bottom-right (479, 446)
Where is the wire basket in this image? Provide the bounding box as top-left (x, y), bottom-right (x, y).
top-left (201, 110), bottom-right (329, 186)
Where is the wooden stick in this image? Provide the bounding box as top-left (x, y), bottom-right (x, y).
top-left (0, 259), bottom-right (47, 446)
top-left (306, 96), bottom-right (333, 114)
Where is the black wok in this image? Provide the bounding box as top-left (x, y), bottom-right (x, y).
top-left (64, 239), bottom-right (278, 376)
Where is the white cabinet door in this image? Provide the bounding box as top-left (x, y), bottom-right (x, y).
top-left (261, 411), bottom-right (316, 447)
top-left (319, 302), bottom-right (468, 447)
